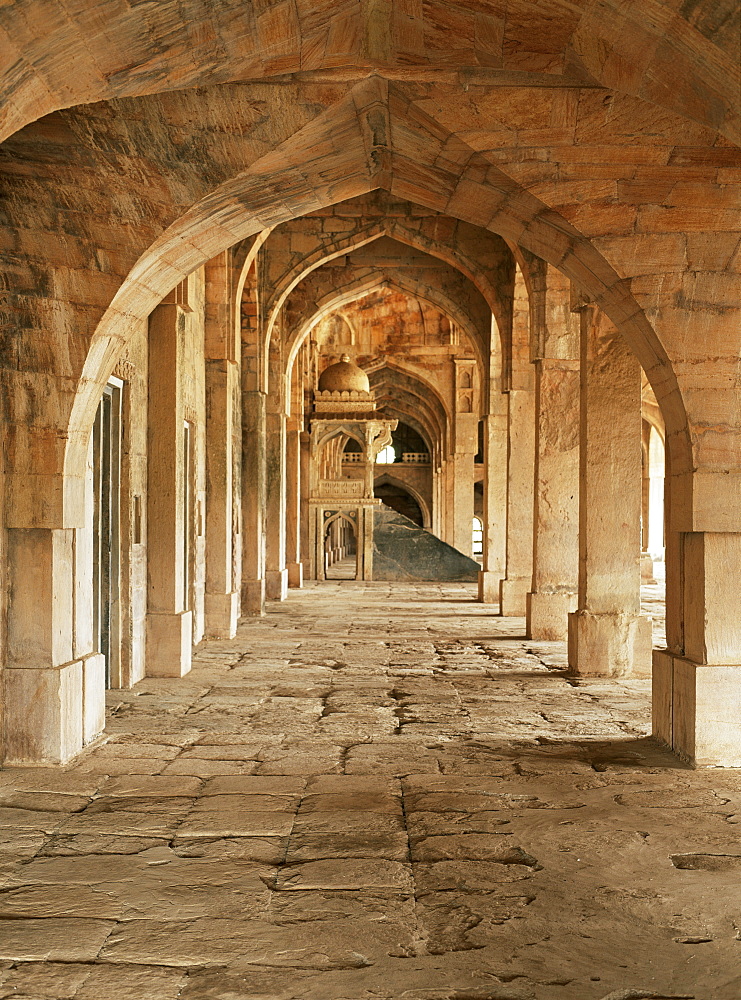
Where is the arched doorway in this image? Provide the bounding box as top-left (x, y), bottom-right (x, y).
top-left (324, 512), bottom-right (359, 580)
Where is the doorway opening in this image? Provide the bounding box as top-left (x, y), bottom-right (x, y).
top-left (472, 516), bottom-right (484, 558)
top-left (92, 379), bottom-right (122, 688)
top-left (183, 420), bottom-right (194, 613)
top-left (324, 514), bottom-right (358, 580)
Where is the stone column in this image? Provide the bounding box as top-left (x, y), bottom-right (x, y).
top-left (478, 407), bottom-right (507, 605)
top-left (204, 359), bottom-right (239, 638)
top-left (452, 359), bottom-right (477, 557)
top-left (203, 252), bottom-right (240, 638)
top-left (451, 452), bottom-right (475, 555)
top-left (500, 263), bottom-right (535, 616)
top-left (286, 418), bottom-right (303, 588)
top-left (265, 406), bottom-right (288, 601)
top-left (4, 524), bottom-right (106, 763)
top-left (431, 465), bottom-right (442, 538)
top-left (146, 303), bottom-right (192, 677)
top-left (435, 461), bottom-right (446, 540)
top-left (299, 431), bottom-right (310, 576)
top-left (568, 308), bottom-right (652, 676)
top-left (500, 388), bottom-right (536, 614)
top-left (654, 532), bottom-right (741, 767)
top-left (526, 267), bottom-right (579, 640)
top-left (241, 388), bottom-right (266, 615)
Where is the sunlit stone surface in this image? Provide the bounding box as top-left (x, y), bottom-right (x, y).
top-left (0, 582), bottom-right (737, 1000)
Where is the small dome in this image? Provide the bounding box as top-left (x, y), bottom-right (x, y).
top-left (318, 354), bottom-right (370, 393)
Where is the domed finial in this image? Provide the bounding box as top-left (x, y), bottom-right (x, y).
top-left (318, 355), bottom-right (370, 394)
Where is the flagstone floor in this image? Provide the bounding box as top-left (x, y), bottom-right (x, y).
top-left (0, 581), bottom-right (738, 1000)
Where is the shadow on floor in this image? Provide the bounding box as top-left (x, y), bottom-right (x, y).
top-left (456, 735), bottom-right (690, 770)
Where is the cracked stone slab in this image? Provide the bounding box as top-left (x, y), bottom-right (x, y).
top-left (97, 775), bottom-right (203, 798)
top-left (272, 859), bottom-right (414, 891)
top-left (0, 581), bottom-right (737, 999)
top-left (178, 797), bottom-right (295, 838)
top-left (99, 914), bottom-right (415, 968)
top-left (0, 918), bottom-right (116, 961)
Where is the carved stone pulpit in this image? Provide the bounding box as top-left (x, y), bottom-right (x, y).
top-left (308, 355), bottom-right (397, 580)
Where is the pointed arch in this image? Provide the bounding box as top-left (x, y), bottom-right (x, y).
top-left (66, 79), bottom-right (690, 522)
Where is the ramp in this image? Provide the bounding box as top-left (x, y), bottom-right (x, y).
top-left (373, 504), bottom-right (480, 582)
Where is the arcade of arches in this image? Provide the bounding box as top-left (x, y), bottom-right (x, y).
top-left (0, 2), bottom-right (740, 995)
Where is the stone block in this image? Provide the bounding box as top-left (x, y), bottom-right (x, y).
top-left (266, 568), bottom-right (288, 601)
top-left (672, 658), bottom-right (741, 768)
top-left (3, 662), bottom-right (83, 763)
top-left (500, 577), bottom-right (529, 617)
top-left (526, 591), bottom-right (576, 641)
top-left (477, 570), bottom-right (500, 606)
top-left (7, 528), bottom-right (74, 669)
top-left (287, 562), bottom-right (304, 588)
top-left (567, 611), bottom-right (652, 677)
top-left (651, 649), bottom-right (673, 748)
top-left (241, 579), bottom-right (265, 617)
top-left (146, 611), bottom-right (193, 677)
top-left (204, 591), bottom-right (239, 640)
top-left (82, 653), bottom-right (107, 744)
top-left (640, 552), bottom-right (655, 582)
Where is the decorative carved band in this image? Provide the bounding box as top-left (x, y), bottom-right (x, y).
top-left (112, 359), bottom-right (136, 381)
top-left (319, 480), bottom-right (365, 498)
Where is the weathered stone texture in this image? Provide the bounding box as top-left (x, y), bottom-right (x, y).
top-left (0, 583), bottom-right (738, 998)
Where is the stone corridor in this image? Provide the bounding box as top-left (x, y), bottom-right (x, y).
top-left (0, 583), bottom-right (738, 1000)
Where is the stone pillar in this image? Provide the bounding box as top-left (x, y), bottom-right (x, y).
top-left (361, 504), bottom-right (374, 580)
top-left (654, 532), bottom-right (741, 767)
top-left (146, 303), bottom-right (192, 677)
top-left (452, 359), bottom-right (477, 557)
top-left (299, 431), bottom-right (310, 577)
top-left (451, 452), bottom-right (475, 555)
top-left (265, 406), bottom-right (288, 601)
top-left (241, 388), bottom-right (266, 615)
top-left (204, 252), bottom-right (240, 638)
top-left (4, 525), bottom-right (106, 763)
top-left (500, 388), bottom-right (536, 615)
top-left (640, 426), bottom-right (654, 582)
top-left (500, 263), bottom-right (535, 616)
top-left (526, 267), bottom-right (579, 640)
top-left (435, 461), bottom-right (446, 541)
top-left (568, 308), bottom-right (652, 676)
top-left (286, 418), bottom-right (303, 588)
top-left (478, 407), bottom-right (507, 605)
top-left (204, 359), bottom-right (239, 638)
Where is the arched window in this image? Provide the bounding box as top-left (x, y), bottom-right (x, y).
top-left (376, 444), bottom-right (396, 464)
top-left (472, 516), bottom-right (483, 556)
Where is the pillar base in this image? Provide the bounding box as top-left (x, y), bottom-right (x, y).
top-left (4, 661), bottom-right (84, 764)
top-left (266, 567), bottom-right (289, 601)
top-left (205, 592), bottom-right (239, 640)
top-left (500, 577), bottom-right (530, 617)
top-left (652, 653), bottom-right (741, 768)
top-left (568, 610), bottom-right (652, 678)
top-left (477, 570), bottom-right (501, 606)
top-left (640, 552), bottom-right (656, 583)
top-left (526, 591), bottom-right (576, 641)
top-left (82, 652), bottom-right (107, 744)
top-left (287, 562), bottom-right (303, 589)
top-left (241, 579), bottom-right (265, 617)
top-left (146, 611), bottom-right (192, 678)
top-left (652, 649), bottom-right (673, 747)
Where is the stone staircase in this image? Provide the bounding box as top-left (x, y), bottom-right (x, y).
top-left (373, 504), bottom-right (480, 581)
